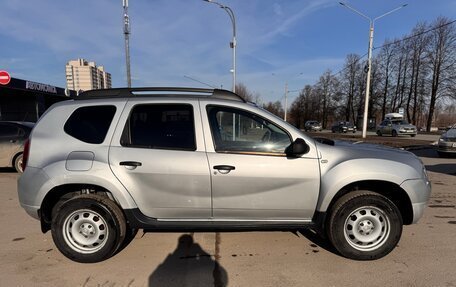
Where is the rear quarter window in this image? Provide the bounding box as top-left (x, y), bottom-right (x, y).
top-left (64, 105), bottom-right (116, 144)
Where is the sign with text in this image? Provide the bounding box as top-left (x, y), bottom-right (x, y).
top-left (26, 81), bottom-right (57, 94)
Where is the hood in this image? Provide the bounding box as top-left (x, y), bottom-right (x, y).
top-left (442, 128), bottom-right (456, 139)
top-left (315, 139), bottom-right (423, 176)
top-left (393, 123), bottom-right (416, 129)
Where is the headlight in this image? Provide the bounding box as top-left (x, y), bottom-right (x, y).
top-left (439, 137), bottom-right (448, 142)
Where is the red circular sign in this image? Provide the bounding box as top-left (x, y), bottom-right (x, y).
top-left (0, 71), bottom-right (11, 85)
top-left (0, 70), bottom-right (11, 85)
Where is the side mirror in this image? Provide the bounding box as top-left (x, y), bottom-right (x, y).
top-left (286, 138), bottom-right (310, 157)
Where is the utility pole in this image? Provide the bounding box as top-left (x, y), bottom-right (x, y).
top-left (340, 2), bottom-right (407, 138)
top-left (123, 0), bottom-right (132, 87)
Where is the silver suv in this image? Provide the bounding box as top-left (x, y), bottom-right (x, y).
top-left (18, 88), bottom-right (431, 263)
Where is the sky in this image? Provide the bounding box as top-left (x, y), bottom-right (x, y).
top-left (0, 0), bottom-right (455, 103)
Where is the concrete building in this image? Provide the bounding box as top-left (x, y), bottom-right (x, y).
top-left (65, 58), bottom-right (112, 92)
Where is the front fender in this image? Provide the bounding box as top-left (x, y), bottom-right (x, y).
top-left (316, 158), bottom-right (421, 212)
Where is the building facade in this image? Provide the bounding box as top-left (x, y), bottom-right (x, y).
top-left (65, 58), bottom-right (112, 92)
top-left (0, 77), bottom-right (75, 122)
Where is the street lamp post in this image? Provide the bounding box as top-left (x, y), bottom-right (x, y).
top-left (340, 2), bottom-right (407, 138)
top-left (281, 72), bottom-right (303, 121)
top-left (123, 0), bottom-right (132, 88)
top-left (204, 0), bottom-right (236, 93)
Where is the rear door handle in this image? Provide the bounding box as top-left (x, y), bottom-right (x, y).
top-left (213, 165), bottom-right (235, 174)
top-left (120, 161), bottom-right (142, 170)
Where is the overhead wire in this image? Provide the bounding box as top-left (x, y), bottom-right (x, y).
top-left (328, 19), bottom-right (456, 78)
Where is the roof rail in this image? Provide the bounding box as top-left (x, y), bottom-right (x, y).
top-left (75, 87), bottom-right (246, 102)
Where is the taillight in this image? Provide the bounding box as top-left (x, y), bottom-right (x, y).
top-left (21, 138), bottom-right (30, 171)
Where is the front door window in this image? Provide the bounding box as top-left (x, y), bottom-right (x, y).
top-left (206, 106), bottom-right (291, 155)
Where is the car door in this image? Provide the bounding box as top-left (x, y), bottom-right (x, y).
top-left (109, 100), bottom-right (212, 219)
top-left (0, 123), bottom-right (20, 166)
top-left (201, 103), bottom-right (321, 220)
top-left (383, 120), bottom-right (393, 135)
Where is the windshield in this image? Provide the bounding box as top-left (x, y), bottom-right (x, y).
top-left (392, 120), bottom-right (409, 125)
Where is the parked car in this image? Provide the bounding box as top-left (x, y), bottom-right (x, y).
top-left (0, 121), bottom-right (34, 172)
top-left (331, 121), bottom-right (356, 133)
top-left (377, 113), bottom-right (417, 137)
top-left (18, 87), bottom-right (431, 263)
top-left (437, 124), bottom-right (456, 157)
top-left (304, 120), bottom-right (322, 132)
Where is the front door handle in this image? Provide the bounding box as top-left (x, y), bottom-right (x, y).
top-left (213, 165), bottom-right (235, 174)
top-left (120, 161), bottom-right (142, 170)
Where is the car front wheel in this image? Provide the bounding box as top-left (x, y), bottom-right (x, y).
top-left (51, 194), bottom-right (126, 263)
top-left (327, 191), bottom-right (402, 260)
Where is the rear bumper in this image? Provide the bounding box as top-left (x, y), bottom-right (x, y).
top-left (20, 203), bottom-right (40, 220)
top-left (18, 166), bottom-right (51, 219)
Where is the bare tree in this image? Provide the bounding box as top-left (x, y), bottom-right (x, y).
top-left (263, 101), bottom-right (284, 118)
top-left (426, 17), bottom-right (456, 131)
top-left (340, 54), bottom-right (362, 123)
top-left (235, 83), bottom-right (254, 102)
top-left (377, 39), bottom-right (397, 119)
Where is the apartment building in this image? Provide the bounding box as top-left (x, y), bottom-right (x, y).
top-left (65, 58), bottom-right (112, 92)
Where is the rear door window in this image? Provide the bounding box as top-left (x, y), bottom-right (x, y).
top-left (64, 105), bottom-right (116, 144)
top-left (121, 104), bottom-right (196, 151)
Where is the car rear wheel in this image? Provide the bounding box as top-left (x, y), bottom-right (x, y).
top-left (51, 194), bottom-right (126, 263)
top-left (376, 130), bottom-right (382, 136)
top-left (392, 130), bottom-right (398, 137)
top-left (327, 191), bottom-right (402, 260)
top-left (14, 153), bottom-right (23, 173)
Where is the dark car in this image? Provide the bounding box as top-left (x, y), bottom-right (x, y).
top-left (304, 120), bottom-right (322, 132)
top-left (331, 121), bottom-right (356, 133)
top-left (0, 121), bottom-right (34, 172)
top-left (437, 124), bottom-right (456, 157)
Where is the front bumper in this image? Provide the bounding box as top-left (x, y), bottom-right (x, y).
top-left (398, 130), bottom-right (417, 135)
top-left (437, 141), bottom-right (456, 153)
top-left (400, 178), bottom-right (432, 223)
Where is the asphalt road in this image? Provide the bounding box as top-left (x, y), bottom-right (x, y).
top-left (1, 147), bottom-right (455, 287)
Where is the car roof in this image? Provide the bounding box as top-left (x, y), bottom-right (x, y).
top-left (0, 121), bottom-right (35, 128)
top-left (76, 87), bottom-right (246, 103)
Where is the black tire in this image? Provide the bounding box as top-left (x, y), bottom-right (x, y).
top-left (437, 151), bottom-right (449, 158)
top-left (327, 191), bottom-right (403, 260)
top-left (51, 194), bottom-right (126, 263)
top-left (392, 130), bottom-right (398, 137)
top-left (376, 130), bottom-right (382, 136)
top-left (14, 153), bottom-right (23, 173)
top-left (411, 134), bottom-right (416, 137)
top-left (116, 227), bottom-right (139, 254)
